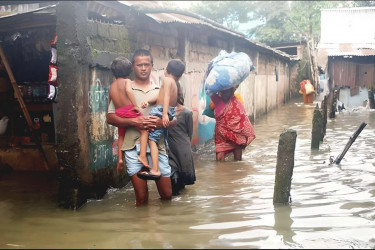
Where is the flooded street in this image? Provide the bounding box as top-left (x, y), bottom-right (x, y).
top-left (1, 98), bottom-right (375, 249)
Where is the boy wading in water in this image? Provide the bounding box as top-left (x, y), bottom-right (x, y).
top-left (137, 59), bottom-right (186, 180)
top-left (109, 57), bottom-right (150, 172)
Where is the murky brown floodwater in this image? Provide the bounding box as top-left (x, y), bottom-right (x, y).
top-left (1, 97), bottom-right (375, 249)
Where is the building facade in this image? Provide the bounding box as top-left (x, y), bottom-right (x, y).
top-left (317, 7), bottom-right (375, 106)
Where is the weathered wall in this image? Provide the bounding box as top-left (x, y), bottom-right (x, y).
top-left (55, 2), bottom-right (130, 208)
top-left (86, 19), bottom-right (131, 173)
top-left (329, 57), bottom-right (375, 91)
top-left (55, 1), bottom-right (92, 208)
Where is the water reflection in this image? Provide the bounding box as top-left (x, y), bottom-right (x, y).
top-left (1, 99), bottom-right (375, 248)
top-left (274, 204), bottom-right (295, 245)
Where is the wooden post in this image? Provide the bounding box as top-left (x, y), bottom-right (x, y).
top-left (322, 95), bottom-right (328, 136)
top-left (311, 104), bottom-right (324, 149)
top-left (273, 129), bottom-right (297, 204)
top-left (368, 90), bottom-right (375, 109)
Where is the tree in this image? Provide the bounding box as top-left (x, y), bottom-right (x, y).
top-left (282, 2), bottom-right (341, 91)
top-left (349, 1), bottom-right (375, 7)
top-left (244, 1), bottom-right (350, 90)
top-left (189, 1), bottom-right (254, 30)
top-left (187, 1), bottom-right (374, 90)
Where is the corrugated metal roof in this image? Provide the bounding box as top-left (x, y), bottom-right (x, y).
top-left (145, 12), bottom-right (205, 25)
top-left (118, 1), bottom-right (294, 61)
top-left (0, 4), bottom-right (56, 32)
top-left (118, 1), bottom-right (162, 9)
top-left (319, 43), bottom-right (375, 49)
top-left (318, 43), bottom-right (375, 57)
top-left (144, 12), bottom-right (246, 39)
top-left (0, 3), bottom-right (55, 18)
top-left (0, 1), bottom-right (294, 60)
top-left (327, 48), bottom-right (375, 57)
top-left (319, 7), bottom-right (375, 57)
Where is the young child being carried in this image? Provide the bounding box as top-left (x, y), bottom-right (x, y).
top-left (137, 59), bottom-right (186, 180)
top-left (109, 57), bottom-right (150, 172)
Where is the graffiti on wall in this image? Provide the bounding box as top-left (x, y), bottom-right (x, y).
top-left (89, 75), bottom-right (116, 170)
top-left (88, 78), bottom-right (109, 114)
top-left (90, 140), bottom-right (117, 170)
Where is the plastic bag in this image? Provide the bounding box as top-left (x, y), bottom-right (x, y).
top-left (305, 81), bottom-right (315, 95)
top-left (204, 50), bottom-right (254, 96)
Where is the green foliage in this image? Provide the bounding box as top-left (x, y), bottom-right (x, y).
top-left (248, 1), bottom-right (345, 44)
top-left (189, 1), bottom-right (254, 29)
top-left (350, 1), bottom-right (375, 7)
top-left (187, 1), bottom-right (375, 44)
top-left (297, 60), bottom-right (309, 87)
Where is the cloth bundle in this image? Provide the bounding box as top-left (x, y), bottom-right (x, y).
top-left (204, 50), bottom-right (254, 96)
top-left (305, 80), bottom-right (315, 95)
top-left (299, 79), bottom-right (315, 95)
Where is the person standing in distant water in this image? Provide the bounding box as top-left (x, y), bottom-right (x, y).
top-left (167, 89), bottom-right (196, 195)
top-left (211, 87), bottom-right (256, 161)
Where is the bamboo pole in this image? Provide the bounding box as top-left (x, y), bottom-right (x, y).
top-left (333, 122), bottom-right (367, 164)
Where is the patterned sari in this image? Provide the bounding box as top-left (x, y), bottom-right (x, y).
top-left (214, 96), bottom-right (256, 154)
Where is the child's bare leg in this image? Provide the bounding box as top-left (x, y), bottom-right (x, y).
top-left (117, 135), bottom-right (125, 172)
top-left (137, 129), bottom-right (149, 167)
top-left (148, 139), bottom-right (160, 176)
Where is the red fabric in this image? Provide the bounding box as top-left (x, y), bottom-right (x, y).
top-left (115, 104), bottom-right (142, 136)
top-left (299, 80), bottom-right (314, 103)
top-left (300, 80), bottom-right (307, 92)
top-left (214, 96), bottom-right (255, 153)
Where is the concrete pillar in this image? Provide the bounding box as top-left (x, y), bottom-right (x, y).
top-left (55, 1), bottom-right (91, 209)
top-left (368, 90), bottom-right (375, 109)
top-left (311, 105), bottom-right (324, 150)
top-left (273, 129), bottom-right (297, 204)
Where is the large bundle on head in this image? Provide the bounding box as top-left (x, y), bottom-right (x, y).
top-left (204, 50), bottom-right (254, 96)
